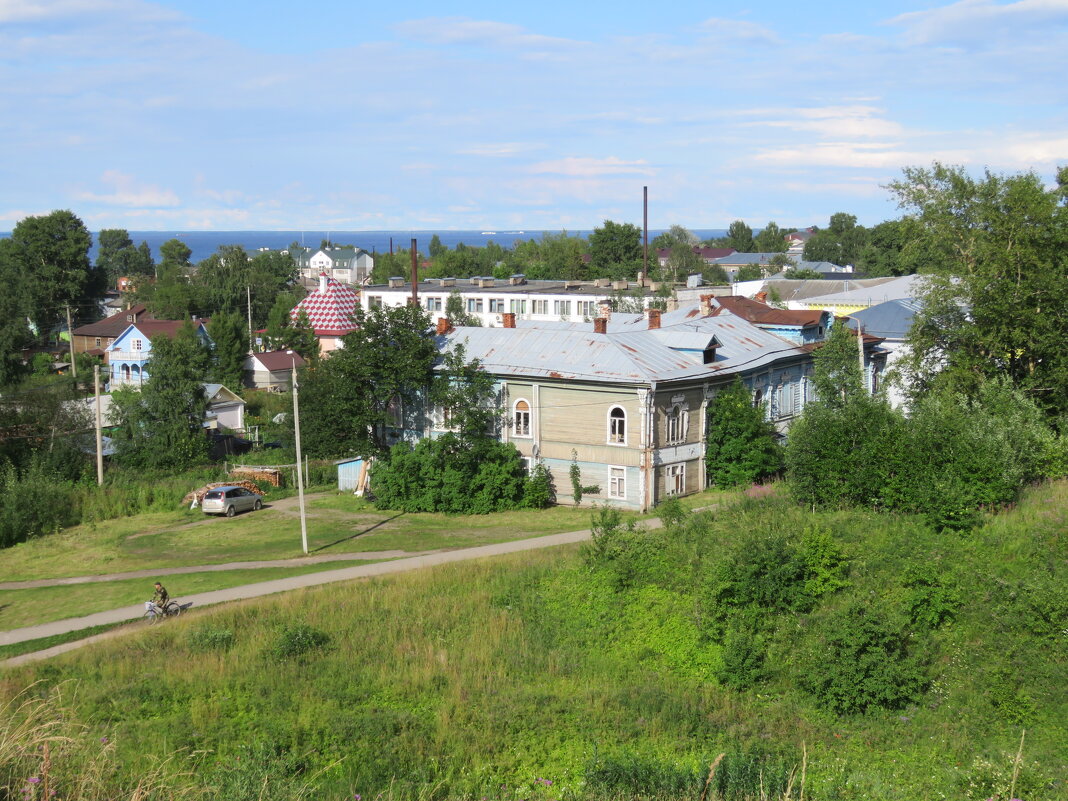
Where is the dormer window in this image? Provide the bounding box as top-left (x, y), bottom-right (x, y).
top-left (132, 338), bottom-right (143, 351)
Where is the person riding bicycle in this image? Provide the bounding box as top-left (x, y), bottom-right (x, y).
top-left (151, 582), bottom-right (170, 614)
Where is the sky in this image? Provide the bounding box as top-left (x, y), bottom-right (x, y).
top-left (1, 0), bottom-right (1066, 231)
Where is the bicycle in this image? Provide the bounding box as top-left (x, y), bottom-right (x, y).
top-left (144, 600), bottom-right (182, 624)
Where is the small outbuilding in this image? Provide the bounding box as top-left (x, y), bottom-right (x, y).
top-left (243, 351), bottom-right (306, 391)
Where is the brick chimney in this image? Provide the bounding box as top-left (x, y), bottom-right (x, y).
top-left (755, 291), bottom-right (768, 304)
top-left (502, 312), bottom-right (516, 329)
top-left (699, 294), bottom-right (714, 316)
top-left (593, 317), bottom-right (607, 334)
top-left (647, 308), bottom-right (661, 330)
top-left (436, 317), bottom-right (453, 336)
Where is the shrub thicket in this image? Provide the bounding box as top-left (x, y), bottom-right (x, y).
top-left (704, 377), bottom-right (783, 488)
top-left (787, 377), bottom-right (1058, 529)
top-left (370, 434), bottom-right (551, 514)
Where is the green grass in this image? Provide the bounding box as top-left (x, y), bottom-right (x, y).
top-left (1, 482), bottom-right (1065, 800)
top-left (0, 621), bottom-right (127, 660)
top-left (0, 561), bottom-right (368, 630)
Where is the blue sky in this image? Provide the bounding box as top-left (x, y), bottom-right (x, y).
top-left (2, 0), bottom-right (1066, 231)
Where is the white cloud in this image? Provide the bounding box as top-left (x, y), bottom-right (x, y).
top-left (697, 17), bottom-right (782, 45)
top-left (751, 142), bottom-right (971, 169)
top-left (0, 0), bottom-right (180, 24)
top-left (395, 17), bottom-right (584, 50)
top-left (887, 0), bottom-right (1068, 45)
top-left (528, 157), bottom-right (654, 177)
top-left (458, 142), bottom-right (546, 157)
top-left (75, 171), bottom-right (179, 208)
top-left (760, 105), bottom-right (906, 139)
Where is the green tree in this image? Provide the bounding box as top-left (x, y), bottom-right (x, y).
top-left (725, 220), bottom-right (755, 252)
top-left (111, 323), bottom-right (211, 469)
top-left (888, 163), bottom-right (1068, 416)
top-left (159, 238), bottom-right (192, 272)
top-left (588, 220), bottom-right (641, 278)
top-left (704, 378), bottom-right (783, 488)
top-left (650, 224), bottom-right (699, 251)
top-left (429, 234), bottom-right (446, 259)
top-left (802, 213), bottom-right (868, 266)
top-left (7, 210), bottom-right (100, 332)
top-left (658, 244), bottom-right (705, 284)
top-left (96, 229), bottom-right (154, 284)
top-left (444, 290), bottom-right (480, 327)
top-left (430, 342), bottom-right (500, 443)
top-left (299, 303), bottom-right (436, 457)
top-left (811, 320), bottom-right (864, 408)
top-left (736, 263), bottom-right (763, 281)
top-left (753, 221), bottom-right (789, 253)
top-left (208, 311), bottom-right (247, 390)
top-left (0, 240), bottom-right (31, 386)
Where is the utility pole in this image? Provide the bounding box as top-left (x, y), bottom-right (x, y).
top-left (290, 354), bottom-right (308, 554)
top-left (65, 305), bottom-right (77, 379)
top-left (246, 286), bottom-right (254, 353)
top-left (94, 364), bottom-right (104, 485)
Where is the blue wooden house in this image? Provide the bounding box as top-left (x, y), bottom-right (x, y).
top-left (106, 319), bottom-right (213, 388)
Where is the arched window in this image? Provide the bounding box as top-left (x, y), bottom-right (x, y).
top-left (513, 399), bottom-right (531, 437)
top-left (132, 364), bottom-right (142, 384)
top-left (122, 364), bottom-right (131, 381)
top-left (608, 406), bottom-right (626, 445)
top-left (752, 388), bottom-right (763, 408)
top-left (666, 404), bottom-right (688, 445)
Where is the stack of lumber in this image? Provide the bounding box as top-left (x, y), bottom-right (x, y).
top-left (182, 480), bottom-right (266, 505)
top-left (229, 466), bottom-right (283, 487)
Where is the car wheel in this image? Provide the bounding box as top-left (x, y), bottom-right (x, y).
top-left (225, 505), bottom-right (236, 518)
top-left (253, 499), bottom-right (262, 511)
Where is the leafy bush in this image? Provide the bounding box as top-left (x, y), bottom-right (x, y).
top-left (705, 377), bottom-right (784, 488)
top-left (800, 603), bottom-right (928, 714)
top-left (0, 458), bottom-right (76, 548)
top-left (268, 623), bottom-right (330, 661)
top-left (522, 460), bottom-right (555, 509)
top-left (370, 434), bottom-right (536, 514)
top-left (188, 626), bottom-right (236, 652)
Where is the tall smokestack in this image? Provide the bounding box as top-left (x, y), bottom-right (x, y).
top-left (643, 185), bottom-right (648, 284)
top-left (410, 238), bottom-right (418, 307)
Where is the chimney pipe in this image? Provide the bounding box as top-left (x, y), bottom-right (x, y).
top-left (699, 294), bottom-right (714, 316)
top-left (593, 317), bottom-right (607, 334)
top-left (319, 272), bottom-right (328, 294)
top-left (647, 308), bottom-right (661, 330)
top-left (436, 317), bottom-right (453, 336)
top-left (410, 238), bottom-right (419, 306)
top-left (642, 185), bottom-right (648, 283)
top-left (755, 291), bottom-right (768, 303)
top-left (502, 312), bottom-right (516, 329)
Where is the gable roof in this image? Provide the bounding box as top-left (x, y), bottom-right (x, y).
top-left (291, 276), bottom-right (359, 336)
top-left (442, 308), bottom-right (806, 385)
top-left (845, 298), bottom-right (922, 340)
top-left (794, 275), bottom-right (922, 307)
top-left (71, 304), bottom-right (149, 337)
top-left (712, 296), bottom-right (825, 328)
top-left (249, 350), bottom-right (307, 371)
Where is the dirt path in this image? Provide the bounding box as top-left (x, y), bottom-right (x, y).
top-left (0, 521), bottom-right (632, 666)
top-left (1, 519), bottom-right (663, 666)
top-left (0, 550), bottom-right (439, 590)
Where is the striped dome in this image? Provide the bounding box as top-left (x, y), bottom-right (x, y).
top-left (291, 275), bottom-right (359, 336)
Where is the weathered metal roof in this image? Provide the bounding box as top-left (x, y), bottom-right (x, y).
top-left (441, 308), bottom-right (807, 384)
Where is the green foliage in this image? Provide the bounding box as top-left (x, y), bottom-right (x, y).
top-left (300, 303), bottom-right (435, 458)
top-left (753, 221), bottom-right (789, 253)
top-left (725, 220), bottom-right (754, 252)
top-left (370, 434), bottom-right (532, 514)
top-left (889, 163), bottom-right (1068, 417)
top-left (568, 450), bottom-right (600, 505)
top-left (0, 457), bottom-right (77, 548)
top-left (444, 289), bottom-right (480, 326)
top-left (705, 378), bottom-right (783, 488)
top-left (188, 625), bottom-right (236, 652)
top-left (205, 741), bottom-right (316, 801)
top-left (802, 212), bottom-right (868, 266)
top-left (902, 564), bottom-right (959, 629)
top-left (207, 311), bottom-right (248, 390)
top-left (522, 461), bottom-right (555, 508)
top-left (800, 603), bottom-right (928, 714)
top-left (588, 219), bottom-right (642, 278)
top-left (96, 229), bottom-right (154, 283)
top-left (268, 622), bottom-right (331, 661)
top-left (735, 263), bottom-right (763, 281)
top-left (430, 343), bottom-right (500, 443)
top-left (111, 322), bottom-right (211, 470)
top-left (6, 210), bottom-right (100, 332)
top-left (812, 320), bottom-right (865, 408)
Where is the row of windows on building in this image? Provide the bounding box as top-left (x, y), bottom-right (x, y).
top-left (511, 401), bottom-right (691, 446)
top-left (366, 296), bottom-right (599, 318)
top-left (515, 461), bottom-right (684, 501)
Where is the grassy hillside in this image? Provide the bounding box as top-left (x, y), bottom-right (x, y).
top-left (2, 482), bottom-right (1066, 800)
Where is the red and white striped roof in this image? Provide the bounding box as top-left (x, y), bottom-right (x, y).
top-left (291, 275), bottom-right (359, 336)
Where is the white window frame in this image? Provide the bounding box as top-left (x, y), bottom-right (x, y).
top-left (467, 298), bottom-right (483, 313)
top-left (509, 298), bottom-right (527, 314)
top-left (131, 338), bottom-right (143, 351)
top-left (554, 299), bottom-right (572, 317)
top-left (607, 405), bottom-right (627, 445)
top-left (608, 466), bottom-right (626, 499)
top-left (489, 298), bottom-right (505, 313)
top-left (531, 299), bottom-right (548, 315)
top-left (512, 398), bottom-right (532, 438)
top-left (665, 463), bottom-right (685, 496)
top-left (665, 404), bottom-right (689, 445)
top-left (577, 300), bottom-right (596, 318)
